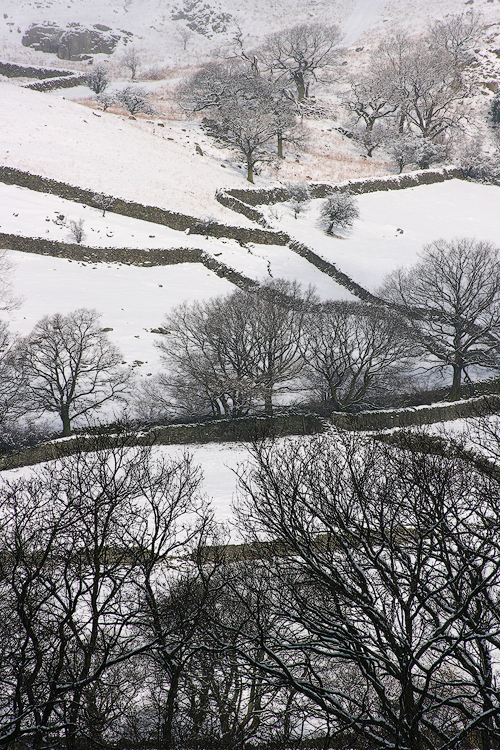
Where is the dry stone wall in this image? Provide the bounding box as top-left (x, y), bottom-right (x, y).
top-left (0, 232), bottom-right (258, 290)
top-left (0, 61), bottom-right (75, 78)
top-left (0, 167), bottom-right (288, 246)
top-left (219, 167), bottom-right (464, 207)
top-left (2, 396), bottom-right (500, 472)
top-left (24, 75), bottom-right (88, 91)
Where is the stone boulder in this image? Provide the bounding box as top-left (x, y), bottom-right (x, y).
top-left (22, 23), bottom-right (127, 60)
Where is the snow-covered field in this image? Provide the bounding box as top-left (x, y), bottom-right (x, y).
top-left (1, 439), bottom-right (248, 530)
top-left (2, 0), bottom-right (500, 518)
top-left (269, 179), bottom-right (500, 291)
top-left (3, 177), bottom-right (500, 376)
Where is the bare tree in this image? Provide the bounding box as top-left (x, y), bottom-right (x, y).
top-left (429, 10), bottom-right (483, 72)
top-left (301, 301), bottom-right (415, 411)
top-left (319, 193), bottom-right (359, 233)
top-left (341, 73), bottom-right (398, 135)
top-left (86, 63), bottom-right (109, 95)
top-left (16, 308), bottom-right (132, 435)
top-left (0, 437), bottom-right (209, 749)
top-left (259, 23), bottom-right (342, 102)
top-left (234, 428), bottom-right (500, 750)
top-left (115, 85), bottom-right (155, 116)
top-left (381, 238), bottom-right (500, 399)
top-left (180, 64), bottom-right (301, 180)
top-left (68, 218), bottom-right (85, 244)
top-left (122, 47), bottom-right (140, 80)
top-left (97, 91), bottom-right (115, 111)
top-left (157, 280), bottom-right (316, 417)
top-left (92, 192), bottom-right (115, 217)
top-left (175, 25), bottom-right (193, 51)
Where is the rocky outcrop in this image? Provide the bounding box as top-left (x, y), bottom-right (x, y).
top-left (22, 23), bottom-right (126, 60)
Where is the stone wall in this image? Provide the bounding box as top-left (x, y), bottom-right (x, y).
top-left (0, 61), bottom-right (74, 78)
top-left (220, 167), bottom-right (464, 207)
top-left (24, 75), bottom-right (88, 91)
top-left (287, 239), bottom-right (381, 303)
top-left (0, 166), bottom-right (288, 246)
top-left (0, 414), bottom-right (325, 471)
top-left (0, 232), bottom-right (258, 290)
top-left (330, 394), bottom-right (500, 431)
top-left (2, 395), bottom-right (500, 472)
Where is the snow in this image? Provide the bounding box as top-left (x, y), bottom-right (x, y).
top-left (0, 437), bottom-right (251, 531)
top-left (8, 254), bottom-right (234, 373)
top-left (2, 0), bottom-right (498, 69)
top-left (266, 180), bottom-right (500, 291)
top-left (0, 82), bottom-right (258, 225)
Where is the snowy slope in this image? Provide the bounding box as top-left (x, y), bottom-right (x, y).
top-left (1, 0), bottom-right (498, 69)
top-left (0, 82), bottom-right (260, 225)
top-left (265, 179), bottom-right (500, 291)
top-left (4, 177), bottom-right (498, 380)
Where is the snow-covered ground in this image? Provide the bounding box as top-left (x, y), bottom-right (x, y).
top-left (1, 0), bottom-right (498, 70)
top-left (0, 82), bottom-right (259, 224)
top-left (3, 177), bottom-right (499, 376)
top-left (267, 179), bottom-right (500, 291)
top-left (7, 254), bottom-right (233, 374)
top-left (0, 438), bottom-right (251, 532)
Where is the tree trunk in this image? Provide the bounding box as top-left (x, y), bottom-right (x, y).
top-left (294, 71), bottom-right (306, 102)
top-left (448, 362), bottom-right (462, 401)
top-left (246, 158), bottom-right (254, 183)
top-left (162, 666), bottom-right (181, 750)
top-left (61, 407), bottom-right (72, 436)
top-left (277, 132), bottom-right (283, 159)
top-left (264, 389), bottom-right (273, 416)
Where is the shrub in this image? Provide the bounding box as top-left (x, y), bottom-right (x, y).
top-left (320, 193), bottom-right (359, 234)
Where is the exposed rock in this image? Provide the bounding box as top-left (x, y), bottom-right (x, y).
top-left (22, 22), bottom-right (126, 60)
top-left (171, 0), bottom-right (232, 37)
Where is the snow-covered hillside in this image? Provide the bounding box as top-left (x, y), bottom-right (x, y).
top-left (4, 177), bottom-right (499, 380)
top-left (2, 0), bottom-right (499, 69)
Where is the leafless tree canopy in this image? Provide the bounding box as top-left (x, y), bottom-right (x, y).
top-left (259, 23), bottom-right (342, 102)
top-left (121, 46), bottom-right (140, 80)
top-left (156, 280), bottom-right (316, 417)
top-left (381, 237), bottom-right (500, 399)
top-left (0, 438), bottom-right (210, 750)
top-left (302, 301), bottom-right (416, 410)
top-left (86, 63), bottom-right (109, 95)
top-left (15, 308), bottom-right (132, 435)
top-left (234, 427), bottom-right (500, 750)
top-left (179, 63), bottom-right (302, 179)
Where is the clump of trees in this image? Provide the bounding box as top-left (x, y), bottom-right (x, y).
top-left (338, 12), bottom-right (483, 167)
top-left (153, 279), bottom-right (315, 417)
top-left (179, 62), bottom-right (302, 181)
top-left (2, 420), bottom-right (500, 750)
top-left (2, 240), bottom-right (500, 440)
top-left (172, 12), bottom-right (487, 176)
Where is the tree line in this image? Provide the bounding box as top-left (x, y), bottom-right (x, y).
top-left (82, 14), bottom-right (500, 182)
top-left (1, 420), bottom-right (500, 750)
top-left (2, 237), bottom-right (500, 441)
top-left (164, 12), bottom-right (495, 181)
